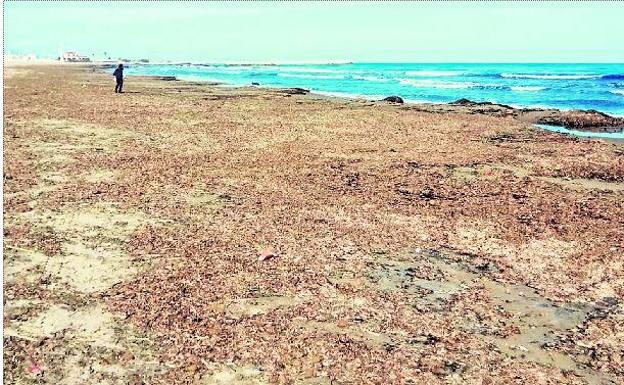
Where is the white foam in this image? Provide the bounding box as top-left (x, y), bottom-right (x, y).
top-left (403, 98), bottom-right (447, 105)
top-left (405, 71), bottom-right (463, 77)
top-left (277, 73), bottom-right (345, 80)
top-left (197, 67), bottom-right (245, 74)
top-left (352, 75), bottom-right (388, 82)
top-left (312, 90), bottom-right (359, 99)
top-left (501, 73), bottom-right (600, 80)
top-left (175, 75), bottom-right (226, 83)
top-left (510, 86), bottom-right (547, 92)
top-left (311, 90), bottom-right (383, 100)
top-left (279, 67), bottom-right (345, 74)
top-left (610, 89), bottom-right (624, 96)
top-left (398, 78), bottom-right (477, 89)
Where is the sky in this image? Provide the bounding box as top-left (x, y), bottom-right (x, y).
top-left (4, 1), bottom-right (624, 63)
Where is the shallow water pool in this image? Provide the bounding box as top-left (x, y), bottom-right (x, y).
top-left (534, 124), bottom-right (624, 140)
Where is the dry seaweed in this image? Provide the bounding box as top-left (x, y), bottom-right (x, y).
top-left (3, 64), bottom-right (623, 385)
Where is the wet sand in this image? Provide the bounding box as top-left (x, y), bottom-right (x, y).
top-left (3, 64), bottom-right (624, 384)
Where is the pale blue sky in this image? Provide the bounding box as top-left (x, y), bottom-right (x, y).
top-left (4, 1), bottom-right (624, 62)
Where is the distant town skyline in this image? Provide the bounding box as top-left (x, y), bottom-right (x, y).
top-left (4, 1), bottom-right (624, 63)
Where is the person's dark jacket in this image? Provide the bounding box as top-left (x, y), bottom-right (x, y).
top-left (113, 67), bottom-right (123, 80)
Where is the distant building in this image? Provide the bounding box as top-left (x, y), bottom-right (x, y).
top-left (61, 51), bottom-right (90, 62)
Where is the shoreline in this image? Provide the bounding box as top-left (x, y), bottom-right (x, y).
top-left (85, 60), bottom-right (624, 134)
top-left (92, 61), bottom-right (624, 125)
top-left (115, 67), bottom-right (624, 135)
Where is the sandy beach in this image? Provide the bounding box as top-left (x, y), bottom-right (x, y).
top-left (3, 63), bottom-right (624, 384)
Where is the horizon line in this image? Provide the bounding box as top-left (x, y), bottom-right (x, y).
top-left (5, 54), bottom-right (624, 65)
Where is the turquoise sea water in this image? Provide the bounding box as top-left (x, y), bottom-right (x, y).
top-left (125, 63), bottom-right (624, 115)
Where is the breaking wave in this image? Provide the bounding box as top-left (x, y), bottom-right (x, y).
top-left (398, 79), bottom-right (477, 89)
top-left (277, 73), bottom-right (345, 80)
top-left (510, 86), bottom-right (547, 92)
top-left (501, 73), bottom-right (601, 80)
top-left (352, 75), bottom-right (389, 82)
top-left (500, 73), bottom-right (624, 80)
top-left (279, 67), bottom-right (345, 74)
top-left (404, 70), bottom-right (463, 77)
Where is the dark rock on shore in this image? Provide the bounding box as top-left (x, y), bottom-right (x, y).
top-left (450, 98), bottom-right (513, 109)
top-left (382, 96), bottom-right (404, 104)
top-left (251, 82), bottom-right (260, 86)
top-left (450, 98), bottom-right (474, 106)
top-left (279, 88), bottom-right (310, 95)
top-left (154, 76), bottom-right (177, 81)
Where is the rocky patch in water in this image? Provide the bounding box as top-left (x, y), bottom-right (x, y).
top-left (402, 98), bottom-right (624, 133)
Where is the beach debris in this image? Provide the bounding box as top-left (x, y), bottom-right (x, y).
top-left (26, 361), bottom-right (43, 375)
top-left (251, 82), bottom-right (260, 86)
top-left (336, 319), bottom-right (349, 328)
top-left (258, 247), bottom-right (278, 261)
top-left (381, 96), bottom-right (404, 104)
top-left (149, 75), bottom-right (177, 81)
top-left (418, 188), bottom-right (435, 200)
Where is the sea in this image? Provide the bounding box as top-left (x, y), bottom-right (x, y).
top-left (124, 63), bottom-right (624, 116)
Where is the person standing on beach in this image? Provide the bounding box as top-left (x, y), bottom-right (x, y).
top-left (113, 64), bottom-right (124, 93)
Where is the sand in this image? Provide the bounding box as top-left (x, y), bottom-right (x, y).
top-left (3, 63), bottom-right (623, 384)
